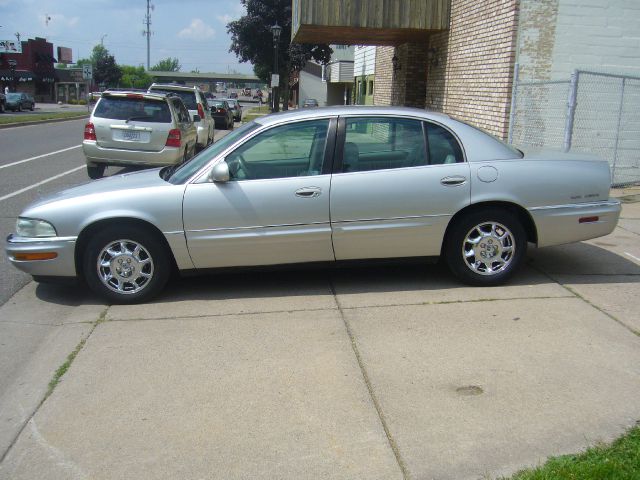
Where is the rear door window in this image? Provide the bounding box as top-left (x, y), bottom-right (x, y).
top-left (93, 97), bottom-right (172, 123)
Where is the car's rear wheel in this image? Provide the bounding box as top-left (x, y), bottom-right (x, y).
top-left (83, 225), bottom-right (170, 304)
top-left (17, 104), bottom-right (22, 112)
top-left (87, 164), bottom-right (106, 179)
top-left (445, 209), bottom-right (526, 286)
top-left (30, 103), bottom-right (34, 111)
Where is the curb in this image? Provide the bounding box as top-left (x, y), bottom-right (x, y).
top-left (0, 114), bottom-right (89, 130)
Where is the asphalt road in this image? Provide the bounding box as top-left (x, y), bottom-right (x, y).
top-left (0, 118), bottom-right (90, 306)
top-left (0, 110), bottom-right (248, 306)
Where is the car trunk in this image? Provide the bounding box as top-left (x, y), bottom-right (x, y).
top-left (95, 120), bottom-right (169, 152)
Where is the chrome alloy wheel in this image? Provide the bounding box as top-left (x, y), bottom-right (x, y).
top-left (462, 221), bottom-right (515, 276)
top-left (97, 239), bottom-right (154, 294)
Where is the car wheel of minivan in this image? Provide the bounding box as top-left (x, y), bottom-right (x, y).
top-left (83, 225), bottom-right (170, 304)
top-left (30, 103), bottom-right (34, 111)
top-left (87, 164), bottom-right (106, 179)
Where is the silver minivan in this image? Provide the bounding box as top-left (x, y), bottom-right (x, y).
top-left (82, 91), bottom-right (198, 179)
top-left (148, 83), bottom-right (215, 151)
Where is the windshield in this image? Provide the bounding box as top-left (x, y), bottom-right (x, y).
top-left (167, 121), bottom-right (260, 184)
top-left (7, 93), bottom-right (21, 100)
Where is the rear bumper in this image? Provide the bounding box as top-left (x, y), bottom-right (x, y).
top-left (82, 141), bottom-right (183, 167)
top-left (530, 199), bottom-right (621, 247)
top-left (6, 234), bottom-right (77, 277)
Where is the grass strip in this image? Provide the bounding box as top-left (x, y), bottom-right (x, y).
top-left (0, 111), bottom-right (88, 125)
top-left (45, 338), bottom-right (87, 399)
top-left (504, 423), bottom-right (640, 480)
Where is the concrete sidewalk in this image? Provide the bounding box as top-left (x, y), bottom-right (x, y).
top-left (0, 202), bottom-right (639, 479)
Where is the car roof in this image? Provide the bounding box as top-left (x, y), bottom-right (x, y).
top-left (149, 83), bottom-right (200, 92)
top-left (255, 106), bottom-right (450, 127)
top-left (101, 90), bottom-right (175, 102)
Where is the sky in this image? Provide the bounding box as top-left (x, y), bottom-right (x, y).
top-left (0, 0), bottom-right (254, 74)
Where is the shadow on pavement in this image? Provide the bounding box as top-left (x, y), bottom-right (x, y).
top-left (33, 242), bottom-right (639, 306)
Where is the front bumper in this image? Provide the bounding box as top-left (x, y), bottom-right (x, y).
top-left (6, 234), bottom-right (78, 277)
top-left (530, 199), bottom-right (622, 247)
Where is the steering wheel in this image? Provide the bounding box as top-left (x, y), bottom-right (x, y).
top-left (228, 153), bottom-right (251, 179)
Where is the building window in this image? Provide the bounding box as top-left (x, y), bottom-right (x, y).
top-left (368, 80), bottom-right (374, 96)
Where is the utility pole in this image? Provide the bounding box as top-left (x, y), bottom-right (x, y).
top-left (143, 0), bottom-right (153, 70)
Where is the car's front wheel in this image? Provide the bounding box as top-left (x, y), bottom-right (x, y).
top-left (445, 209), bottom-right (526, 286)
top-left (83, 225), bottom-right (170, 304)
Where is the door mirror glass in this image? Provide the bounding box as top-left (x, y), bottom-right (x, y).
top-left (210, 161), bottom-right (230, 183)
top-left (193, 114), bottom-right (201, 123)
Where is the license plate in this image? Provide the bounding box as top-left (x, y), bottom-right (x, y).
top-left (121, 130), bottom-right (141, 141)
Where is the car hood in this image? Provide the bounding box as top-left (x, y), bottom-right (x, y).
top-left (25, 168), bottom-right (169, 210)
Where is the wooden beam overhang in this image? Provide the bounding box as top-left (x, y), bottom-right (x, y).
top-left (292, 0), bottom-right (450, 45)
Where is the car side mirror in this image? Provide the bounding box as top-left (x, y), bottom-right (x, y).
top-left (210, 161), bottom-right (230, 183)
top-left (193, 114), bottom-right (201, 123)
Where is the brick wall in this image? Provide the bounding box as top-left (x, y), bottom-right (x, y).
top-left (427, 0), bottom-right (519, 139)
top-left (373, 46), bottom-right (394, 105)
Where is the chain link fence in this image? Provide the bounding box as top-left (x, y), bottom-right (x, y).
top-left (509, 68), bottom-right (640, 187)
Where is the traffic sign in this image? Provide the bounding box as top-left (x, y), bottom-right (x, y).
top-left (82, 64), bottom-right (93, 80)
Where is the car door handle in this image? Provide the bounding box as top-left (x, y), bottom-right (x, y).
top-left (440, 176), bottom-right (467, 186)
top-left (295, 187), bottom-right (322, 198)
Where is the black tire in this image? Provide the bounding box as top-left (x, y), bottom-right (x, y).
top-left (30, 103), bottom-right (34, 111)
top-left (83, 225), bottom-right (170, 304)
top-left (0, 102), bottom-right (5, 113)
top-left (444, 208), bottom-right (526, 286)
top-left (87, 164), bottom-right (106, 179)
top-left (17, 104), bottom-right (22, 112)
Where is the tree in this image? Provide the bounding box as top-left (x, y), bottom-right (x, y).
top-left (120, 65), bottom-right (153, 89)
top-left (228, 0), bottom-right (332, 111)
top-left (150, 57), bottom-right (181, 72)
top-left (95, 53), bottom-right (122, 88)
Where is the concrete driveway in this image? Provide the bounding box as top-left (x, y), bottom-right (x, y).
top-left (1, 200), bottom-right (639, 480)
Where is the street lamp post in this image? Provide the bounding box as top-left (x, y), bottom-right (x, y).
top-left (270, 22), bottom-right (282, 113)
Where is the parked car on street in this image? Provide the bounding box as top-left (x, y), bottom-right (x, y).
top-left (5, 92), bottom-right (35, 111)
top-left (147, 83), bottom-right (214, 151)
top-left (303, 98), bottom-right (319, 108)
top-left (6, 106), bottom-right (621, 304)
top-left (209, 99), bottom-right (234, 130)
top-left (229, 91), bottom-right (238, 99)
top-left (81, 90), bottom-right (197, 179)
top-left (222, 98), bottom-right (242, 121)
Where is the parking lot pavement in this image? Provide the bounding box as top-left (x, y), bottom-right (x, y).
top-left (1, 201), bottom-right (639, 479)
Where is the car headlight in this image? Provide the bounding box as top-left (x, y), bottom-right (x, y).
top-left (16, 217), bottom-right (57, 238)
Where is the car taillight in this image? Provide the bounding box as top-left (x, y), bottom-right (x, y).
top-left (84, 122), bottom-right (96, 141)
top-left (166, 128), bottom-right (181, 147)
top-left (218, 108), bottom-right (226, 114)
top-left (197, 103), bottom-right (205, 119)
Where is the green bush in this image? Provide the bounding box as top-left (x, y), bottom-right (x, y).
top-left (68, 99), bottom-right (78, 105)
top-left (78, 99), bottom-right (87, 105)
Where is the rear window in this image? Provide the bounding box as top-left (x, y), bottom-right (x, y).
top-left (94, 97), bottom-right (172, 123)
top-left (149, 88), bottom-right (197, 110)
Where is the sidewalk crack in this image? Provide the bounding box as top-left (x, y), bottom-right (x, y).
top-left (328, 279), bottom-right (411, 480)
top-left (0, 307), bottom-right (108, 465)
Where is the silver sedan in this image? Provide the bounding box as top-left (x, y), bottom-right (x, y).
top-left (6, 106), bottom-right (621, 303)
